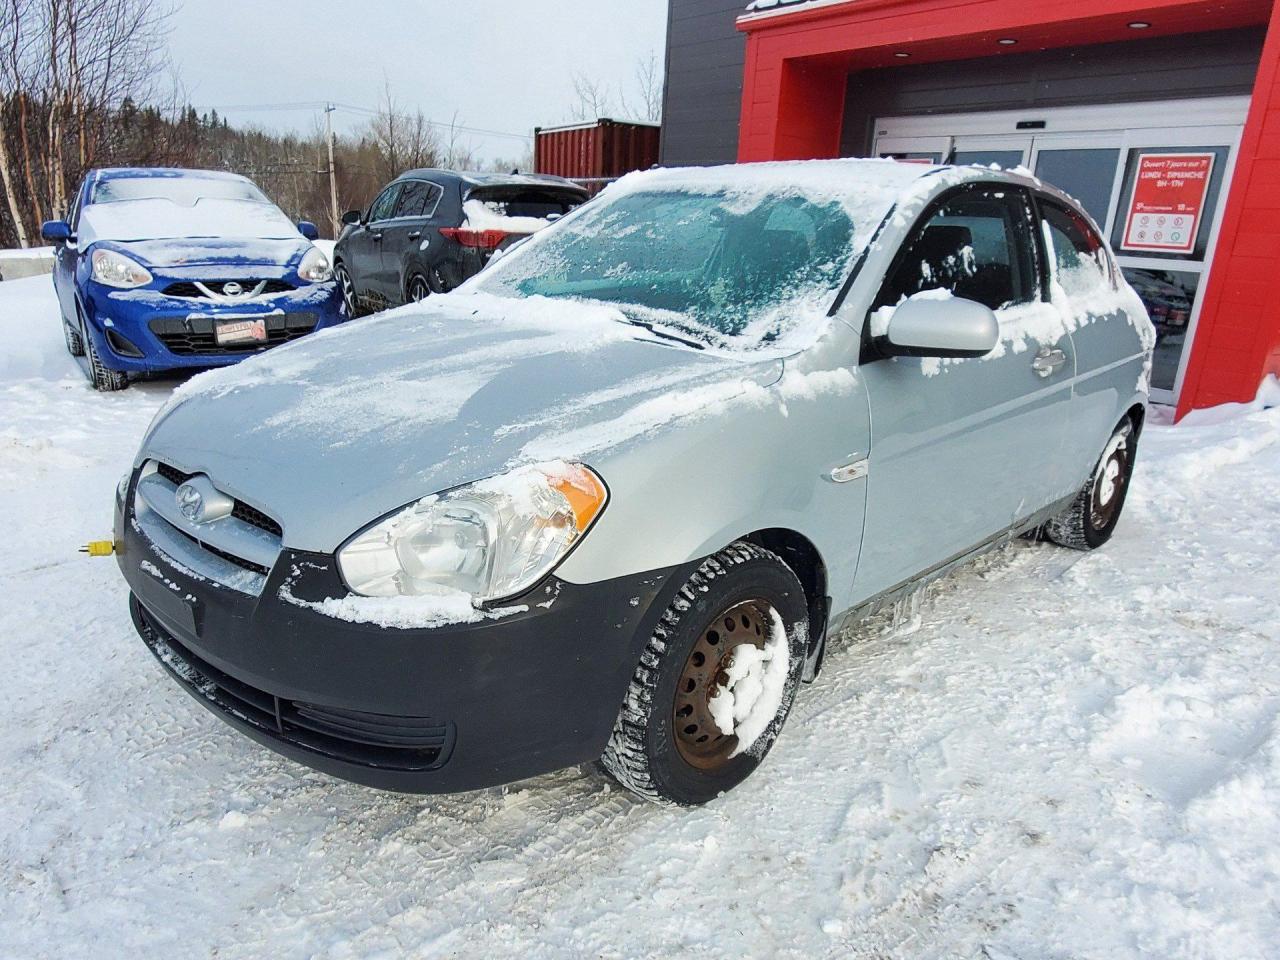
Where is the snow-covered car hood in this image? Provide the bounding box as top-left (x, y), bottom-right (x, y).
top-left (141, 292), bottom-right (782, 553)
top-left (97, 237), bottom-right (312, 270)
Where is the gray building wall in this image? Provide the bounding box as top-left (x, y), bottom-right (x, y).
top-left (842, 28), bottom-right (1265, 156)
top-left (661, 0), bottom-right (745, 166)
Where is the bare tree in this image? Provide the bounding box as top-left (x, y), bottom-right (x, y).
top-left (621, 51), bottom-right (663, 123)
top-left (570, 72), bottom-right (612, 122)
top-left (0, 0), bottom-right (32, 244)
top-left (366, 83), bottom-right (442, 183)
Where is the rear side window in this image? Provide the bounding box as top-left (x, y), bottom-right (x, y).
top-left (877, 187), bottom-right (1037, 312)
top-left (393, 180), bottom-right (441, 218)
top-left (367, 184), bottom-right (401, 222)
top-left (1040, 199), bottom-right (1114, 298)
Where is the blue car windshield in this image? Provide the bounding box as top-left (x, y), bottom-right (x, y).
top-left (93, 176), bottom-right (269, 206)
top-left (472, 188), bottom-right (857, 346)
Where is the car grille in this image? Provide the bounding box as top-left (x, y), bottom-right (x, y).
top-left (134, 599), bottom-right (455, 771)
top-left (153, 462), bottom-right (284, 539)
top-left (149, 312), bottom-right (318, 356)
top-left (162, 279), bottom-right (295, 299)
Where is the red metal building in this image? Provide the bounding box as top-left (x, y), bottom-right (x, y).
top-left (711, 0), bottom-right (1280, 418)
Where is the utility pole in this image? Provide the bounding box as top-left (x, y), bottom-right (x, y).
top-left (325, 103), bottom-right (340, 239)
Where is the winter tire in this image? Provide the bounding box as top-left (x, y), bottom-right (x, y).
top-left (63, 320), bottom-right (84, 357)
top-left (408, 274), bottom-right (431, 303)
top-left (1045, 416), bottom-right (1137, 550)
top-left (601, 541), bottom-right (808, 805)
top-left (83, 320), bottom-right (129, 392)
top-left (335, 263), bottom-right (361, 318)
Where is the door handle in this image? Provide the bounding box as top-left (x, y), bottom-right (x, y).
top-left (407, 231), bottom-right (422, 241)
top-left (1032, 346), bottom-right (1068, 378)
top-left (371, 232), bottom-right (383, 242)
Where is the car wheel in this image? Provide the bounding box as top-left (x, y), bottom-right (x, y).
top-left (600, 541), bottom-right (808, 805)
top-left (63, 320), bottom-right (84, 357)
top-left (1045, 417), bottom-right (1137, 550)
top-left (83, 319), bottom-right (129, 392)
top-left (408, 274), bottom-right (431, 303)
top-left (335, 263), bottom-right (360, 318)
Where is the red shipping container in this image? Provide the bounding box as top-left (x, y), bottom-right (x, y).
top-left (534, 119), bottom-right (661, 195)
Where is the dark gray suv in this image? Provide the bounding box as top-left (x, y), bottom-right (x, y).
top-left (333, 170), bottom-right (587, 315)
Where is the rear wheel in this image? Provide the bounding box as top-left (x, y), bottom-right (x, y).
top-left (83, 319), bottom-right (129, 392)
top-left (407, 274), bottom-right (431, 303)
top-left (1045, 417), bottom-right (1136, 550)
top-left (601, 542), bottom-right (808, 805)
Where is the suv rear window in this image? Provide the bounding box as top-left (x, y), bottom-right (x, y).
top-left (466, 187), bottom-right (584, 220)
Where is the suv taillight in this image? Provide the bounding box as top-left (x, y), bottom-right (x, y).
top-left (441, 227), bottom-right (509, 249)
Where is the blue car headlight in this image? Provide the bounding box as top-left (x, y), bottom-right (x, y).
top-left (298, 246), bottom-right (333, 283)
top-left (91, 249), bottom-right (152, 288)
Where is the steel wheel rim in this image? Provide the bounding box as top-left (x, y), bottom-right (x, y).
top-left (673, 599), bottom-right (775, 770)
top-left (1090, 434), bottom-right (1130, 529)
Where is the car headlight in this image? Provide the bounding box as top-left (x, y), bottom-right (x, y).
top-left (91, 249), bottom-right (152, 288)
top-left (337, 461), bottom-right (608, 603)
top-left (298, 246), bottom-right (333, 283)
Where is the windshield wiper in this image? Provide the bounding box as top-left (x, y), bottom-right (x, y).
top-left (617, 316), bottom-right (706, 351)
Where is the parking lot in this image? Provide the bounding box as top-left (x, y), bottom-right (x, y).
top-left (1, 272), bottom-right (1277, 958)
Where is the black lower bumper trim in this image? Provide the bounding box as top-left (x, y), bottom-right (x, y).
top-left (133, 596), bottom-right (455, 772)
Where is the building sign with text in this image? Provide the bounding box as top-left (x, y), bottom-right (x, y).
top-left (1121, 152), bottom-right (1215, 255)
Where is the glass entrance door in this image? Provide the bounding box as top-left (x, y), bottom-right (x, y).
top-left (871, 101), bottom-right (1244, 403)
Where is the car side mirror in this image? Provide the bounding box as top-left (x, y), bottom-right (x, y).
top-left (41, 219), bottom-right (73, 245)
top-left (341, 209), bottom-right (363, 226)
top-left (297, 220), bottom-right (319, 241)
top-left (878, 293), bottom-right (999, 359)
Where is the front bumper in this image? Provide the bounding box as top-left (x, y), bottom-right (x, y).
top-left (85, 280), bottom-right (345, 374)
top-left (116, 493), bottom-right (691, 793)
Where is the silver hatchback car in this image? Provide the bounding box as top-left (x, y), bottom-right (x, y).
top-left (116, 160), bottom-right (1153, 805)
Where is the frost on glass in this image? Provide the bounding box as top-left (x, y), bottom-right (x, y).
top-left (473, 187), bottom-right (858, 349)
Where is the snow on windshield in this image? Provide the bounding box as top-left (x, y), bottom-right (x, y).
top-left (78, 197), bottom-right (303, 245)
top-left (471, 159), bottom-right (931, 352)
top-left (92, 174), bottom-right (268, 205)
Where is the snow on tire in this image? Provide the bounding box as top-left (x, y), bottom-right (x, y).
top-left (1046, 417), bottom-right (1137, 551)
top-left (600, 541), bottom-right (808, 805)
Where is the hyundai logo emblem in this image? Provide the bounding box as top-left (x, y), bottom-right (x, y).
top-left (222, 281), bottom-right (244, 297)
top-left (176, 482), bottom-right (205, 523)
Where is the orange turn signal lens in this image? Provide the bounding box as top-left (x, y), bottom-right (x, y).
top-left (543, 463), bottom-right (608, 532)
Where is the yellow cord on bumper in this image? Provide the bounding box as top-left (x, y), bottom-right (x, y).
top-left (80, 540), bottom-right (116, 557)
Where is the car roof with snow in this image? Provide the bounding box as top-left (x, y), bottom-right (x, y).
top-left (393, 168), bottom-right (588, 193)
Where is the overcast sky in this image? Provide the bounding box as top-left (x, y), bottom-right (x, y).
top-left (168, 0), bottom-right (670, 164)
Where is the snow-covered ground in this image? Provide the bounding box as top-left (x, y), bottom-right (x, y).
top-left (1, 272), bottom-right (1277, 958)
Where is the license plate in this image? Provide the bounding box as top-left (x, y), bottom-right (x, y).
top-left (214, 318), bottom-right (268, 346)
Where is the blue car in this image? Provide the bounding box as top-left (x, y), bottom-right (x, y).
top-left (42, 168), bottom-right (346, 391)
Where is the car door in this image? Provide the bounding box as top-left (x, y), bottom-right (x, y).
top-left (52, 183), bottom-right (85, 326)
top-left (347, 183), bottom-right (402, 307)
top-left (1037, 195), bottom-right (1149, 486)
top-left (379, 179), bottom-right (442, 302)
top-left (851, 183), bottom-right (1076, 603)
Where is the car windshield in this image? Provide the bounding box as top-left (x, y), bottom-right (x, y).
top-left (471, 186), bottom-right (859, 347)
top-left (92, 175), bottom-right (269, 206)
